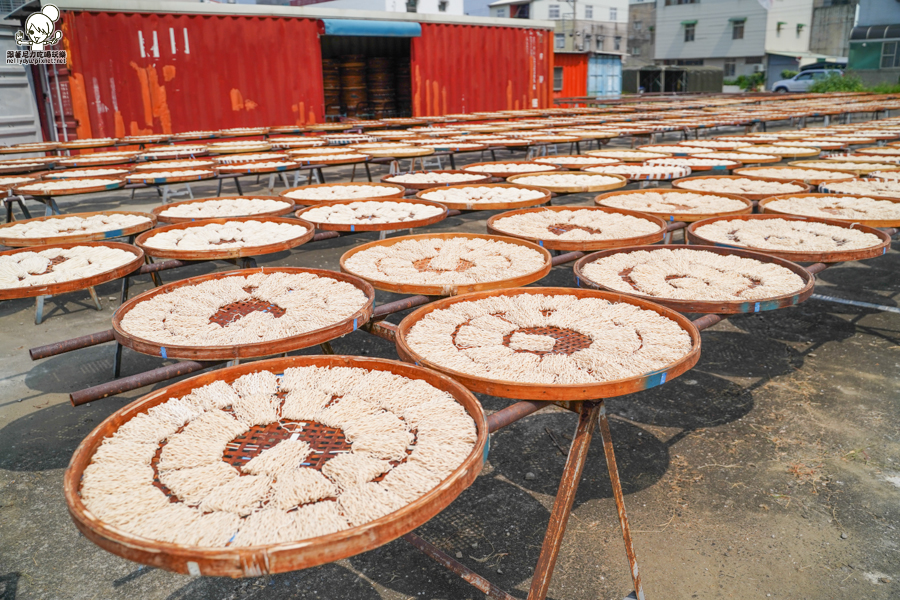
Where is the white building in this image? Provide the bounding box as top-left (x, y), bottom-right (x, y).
top-left (654, 0), bottom-right (840, 88)
top-left (293, 0), bottom-right (464, 15)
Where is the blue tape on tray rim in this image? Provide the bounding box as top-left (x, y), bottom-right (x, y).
top-left (482, 433), bottom-right (490, 463)
top-left (104, 229), bottom-right (124, 238)
top-left (353, 318), bottom-right (358, 331)
top-left (160, 347), bottom-right (167, 359)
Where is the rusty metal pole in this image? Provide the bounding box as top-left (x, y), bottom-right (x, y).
top-left (527, 401), bottom-right (601, 600)
top-left (597, 402), bottom-right (646, 600)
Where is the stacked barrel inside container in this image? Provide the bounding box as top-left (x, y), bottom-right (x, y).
top-left (323, 58), bottom-right (341, 118)
top-left (395, 63), bottom-right (412, 117)
top-left (367, 57), bottom-right (395, 119)
top-left (340, 55), bottom-right (367, 118)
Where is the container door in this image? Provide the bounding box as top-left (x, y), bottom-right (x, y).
top-left (588, 55), bottom-right (622, 97)
top-left (0, 20), bottom-right (45, 153)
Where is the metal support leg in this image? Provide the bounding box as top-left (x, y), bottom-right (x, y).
top-left (598, 404), bottom-right (646, 600)
top-left (315, 168), bottom-right (326, 183)
top-left (364, 162), bottom-right (373, 182)
top-left (527, 401), bottom-right (601, 600)
top-left (216, 178), bottom-right (223, 195)
top-left (350, 163), bottom-right (357, 182)
top-left (319, 341), bottom-right (335, 354)
top-left (234, 177), bottom-right (243, 195)
top-left (35, 295), bottom-right (46, 325)
top-left (145, 255), bottom-right (163, 287)
top-left (88, 287), bottom-right (102, 311)
top-left (449, 153), bottom-right (456, 169)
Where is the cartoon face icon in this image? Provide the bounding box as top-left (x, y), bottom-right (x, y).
top-left (16, 5), bottom-right (62, 50)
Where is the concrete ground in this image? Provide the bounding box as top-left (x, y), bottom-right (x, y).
top-left (0, 131), bottom-right (898, 600)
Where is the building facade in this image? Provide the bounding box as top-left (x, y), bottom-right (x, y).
top-left (654, 0), bottom-right (844, 89)
top-left (627, 0), bottom-right (655, 67)
top-left (847, 0), bottom-right (900, 85)
top-left (291, 0), bottom-right (465, 14)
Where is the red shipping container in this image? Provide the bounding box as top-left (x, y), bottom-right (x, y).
top-left (552, 53), bottom-right (589, 104)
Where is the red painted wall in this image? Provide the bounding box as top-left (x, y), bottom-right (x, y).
top-left (552, 52), bottom-right (588, 104)
top-left (61, 11), bottom-right (325, 138)
top-left (410, 23), bottom-right (553, 115)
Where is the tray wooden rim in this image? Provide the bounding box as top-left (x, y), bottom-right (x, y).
top-left (112, 267), bottom-right (375, 360)
top-left (582, 165), bottom-right (692, 181)
top-left (758, 192), bottom-right (900, 227)
top-left (573, 244), bottom-right (816, 314)
top-left (0, 210), bottom-right (156, 247)
top-left (381, 170), bottom-right (493, 190)
top-left (819, 177), bottom-right (900, 200)
top-left (732, 166), bottom-right (855, 185)
top-left (63, 355), bottom-right (487, 578)
top-left (696, 152), bottom-right (781, 164)
top-left (152, 196), bottom-right (296, 224)
top-left (215, 162), bottom-right (301, 174)
top-left (506, 171), bottom-right (628, 193)
top-left (787, 160), bottom-right (900, 174)
top-left (295, 198), bottom-right (448, 232)
top-left (365, 147), bottom-right (435, 158)
top-left (126, 171), bottom-right (216, 184)
top-left (56, 156), bottom-right (137, 168)
top-left (584, 150), bottom-right (673, 162)
top-left (0, 241), bottom-right (144, 300)
top-left (686, 213), bottom-right (892, 263)
top-left (207, 143), bottom-right (274, 155)
top-left (737, 146), bottom-right (821, 158)
top-left (41, 166), bottom-right (135, 179)
top-left (135, 216), bottom-right (315, 260)
top-left (486, 205), bottom-right (668, 251)
top-left (671, 174), bottom-right (813, 200)
top-left (281, 182), bottom-right (407, 206)
top-left (459, 161), bottom-right (560, 178)
top-left (394, 286), bottom-right (701, 401)
top-left (13, 177), bottom-right (126, 196)
top-left (0, 162), bottom-right (54, 174)
top-left (339, 232), bottom-right (553, 296)
top-left (529, 155), bottom-right (623, 169)
top-left (414, 182), bottom-right (552, 211)
top-left (594, 188), bottom-right (754, 222)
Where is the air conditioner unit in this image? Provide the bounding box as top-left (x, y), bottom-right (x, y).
top-left (753, 64), bottom-right (764, 73)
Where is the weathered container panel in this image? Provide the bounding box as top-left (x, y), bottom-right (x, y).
top-left (553, 53), bottom-right (588, 102)
top-left (61, 11), bottom-right (325, 138)
top-left (411, 23), bottom-right (552, 115)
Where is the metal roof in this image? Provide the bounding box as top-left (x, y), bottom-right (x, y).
top-left (7, 0), bottom-right (554, 29)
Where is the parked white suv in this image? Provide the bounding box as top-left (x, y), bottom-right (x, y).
top-left (771, 69), bottom-right (843, 92)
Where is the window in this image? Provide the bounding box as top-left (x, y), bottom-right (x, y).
top-left (438, 0), bottom-right (448, 12)
top-left (555, 33), bottom-right (565, 49)
top-left (633, 46), bottom-right (641, 56)
top-left (745, 56), bottom-right (763, 64)
top-left (596, 36), bottom-right (604, 50)
top-left (724, 59), bottom-right (735, 77)
top-left (553, 67), bottom-right (564, 91)
top-left (634, 20), bottom-right (642, 31)
top-left (882, 42), bottom-right (900, 68)
top-left (495, 7), bottom-right (506, 17)
top-left (610, 7), bottom-right (617, 20)
top-left (585, 5), bottom-right (593, 19)
top-left (614, 36), bottom-right (621, 51)
top-left (665, 0), bottom-right (699, 4)
top-left (684, 23), bottom-right (695, 42)
top-left (794, 72), bottom-right (813, 81)
top-left (732, 20), bottom-right (744, 40)
top-left (406, 0), bottom-right (417, 12)
top-left (548, 4), bottom-right (560, 19)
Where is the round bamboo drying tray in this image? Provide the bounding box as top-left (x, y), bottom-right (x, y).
top-left (295, 198), bottom-right (448, 232)
top-left (782, 140), bottom-right (847, 151)
top-left (381, 171), bottom-right (492, 191)
top-left (135, 216), bottom-right (315, 260)
top-left (60, 139), bottom-right (117, 150)
top-left (487, 206), bottom-right (667, 251)
top-left (289, 147), bottom-right (357, 156)
top-left (583, 165), bottom-right (691, 181)
top-left (0, 241), bottom-right (144, 301)
top-left (573, 245), bottom-right (815, 315)
top-left (460, 162), bottom-right (559, 178)
top-left (856, 147), bottom-right (900, 157)
top-left (738, 146), bottom-right (820, 159)
top-left (395, 286), bottom-right (700, 401)
top-left (152, 196), bottom-right (295, 224)
top-left (519, 135), bottom-right (581, 144)
top-left (290, 155), bottom-right (370, 166)
top-left (0, 211), bottom-right (155, 247)
top-left (530, 155), bottom-right (622, 170)
top-left (0, 161), bottom-right (54, 175)
top-left (686, 214), bottom-right (892, 263)
top-left (340, 232), bottom-right (552, 296)
top-left (281, 182), bottom-right (406, 206)
top-left (207, 142), bottom-right (273, 155)
top-left (646, 158), bottom-right (740, 172)
top-left (216, 162), bottom-right (300, 174)
top-left (414, 182), bottom-right (551, 211)
top-left (697, 153), bottom-right (780, 164)
top-left (14, 177), bottom-right (126, 196)
top-left (733, 166), bottom-right (854, 185)
top-left (505, 172), bottom-right (627, 194)
top-left (121, 135), bottom-right (172, 145)
top-left (672, 175), bottom-right (812, 200)
top-left (677, 141), bottom-right (750, 151)
top-left (819, 178), bottom-right (900, 200)
top-left (270, 138), bottom-right (325, 149)
top-left (595, 189), bottom-right (753, 223)
top-left (759, 193), bottom-right (900, 228)
top-left (133, 160), bottom-right (215, 172)
top-left (366, 147), bottom-right (435, 159)
top-left (480, 138), bottom-right (532, 148)
top-left (585, 150), bottom-right (672, 162)
top-left (414, 142), bottom-right (489, 152)
top-left (787, 160), bottom-right (900, 175)
top-left (42, 166), bottom-right (134, 179)
top-left (171, 132), bottom-right (217, 141)
top-left (0, 175), bottom-right (37, 191)
top-left (56, 155), bottom-right (138, 168)
top-left (267, 126), bottom-right (306, 134)
top-left (217, 128), bottom-right (270, 137)
top-left (112, 267), bottom-right (375, 361)
top-left (63, 354), bottom-right (487, 578)
top-left (127, 171), bottom-right (216, 185)
top-left (140, 147), bottom-right (209, 160)
top-left (0, 142), bottom-right (60, 154)
top-left (306, 123), bottom-right (355, 131)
